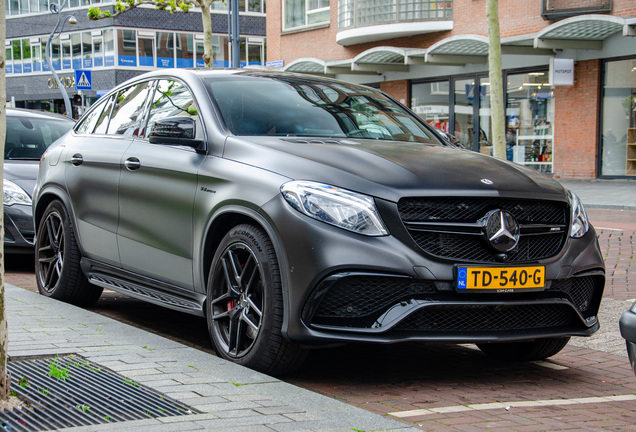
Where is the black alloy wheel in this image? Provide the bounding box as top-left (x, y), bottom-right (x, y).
top-left (210, 240), bottom-right (264, 358)
top-left (37, 207), bottom-right (65, 293)
top-left (35, 200), bottom-right (103, 306)
top-left (207, 224), bottom-right (306, 375)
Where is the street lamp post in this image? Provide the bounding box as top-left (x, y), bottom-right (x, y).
top-left (46, 0), bottom-right (76, 118)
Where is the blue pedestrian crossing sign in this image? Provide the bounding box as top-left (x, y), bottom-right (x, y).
top-left (75, 70), bottom-right (92, 90)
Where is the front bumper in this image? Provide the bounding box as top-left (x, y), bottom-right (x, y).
top-left (4, 204), bottom-right (35, 253)
top-left (263, 195), bottom-right (606, 345)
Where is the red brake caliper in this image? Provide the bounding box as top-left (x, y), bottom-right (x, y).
top-left (227, 300), bottom-right (235, 311)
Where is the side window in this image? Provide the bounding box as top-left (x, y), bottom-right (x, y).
top-left (93, 94), bottom-right (117, 135)
top-left (106, 81), bottom-right (154, 136)
top-left (144, 79), bottom-right (201, 140)
top-left (75, 97), bottom-right (108, 135)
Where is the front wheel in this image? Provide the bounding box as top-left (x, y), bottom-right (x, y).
top-left (35, 200), bottom-right (103, 306)
top-left (206, 224), bottom-right (306, 375)
top-left (476, 337), bottom-right (570, 362)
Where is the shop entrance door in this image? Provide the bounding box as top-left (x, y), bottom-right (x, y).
top-left (452, 75), bottom-right (491, 153)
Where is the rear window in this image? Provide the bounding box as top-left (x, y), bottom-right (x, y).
top-left (5, 115), bottom-right (74, 160)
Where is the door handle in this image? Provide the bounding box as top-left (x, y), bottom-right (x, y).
top-left (124, 157), bottom-right (141, 171)
top-left (70, 154), bottom-right (83, 166)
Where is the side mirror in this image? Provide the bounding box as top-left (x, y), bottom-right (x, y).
top-left (148, 116), bottom-right (204, 150)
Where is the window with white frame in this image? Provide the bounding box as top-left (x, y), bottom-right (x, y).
top-left (283, 0), bottom-right (329, 31)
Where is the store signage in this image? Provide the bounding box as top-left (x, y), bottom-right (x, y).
top-left (550, 58), bottom-right (574, 86)
top-left (266, 60), bottom-right (285, 67)
top-left (48, 76), bottom-right (75, 89)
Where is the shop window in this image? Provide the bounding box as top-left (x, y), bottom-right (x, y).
top-left (29, 0), bottom-right (40, 13)
top-left (283, 0), bottom-right (329, 31)
top-left (72, 33), bottom-right (82, 70)
top-left (118, 29), bottom-right (137, 67)
top-left (506, 71), bottom-right (554, 174)
top-left (156, 32), bottom-right (174, 68)
top-left (104, 29), bottom-right (115, 66)
top-left (177, 33), bottom-right (194, 68)
top-left (5, 45), bottom-right (13, 74)
top-left (12, 40), bottom-right (23, 74)
top-left (411, 80), bottom-right (450, 133)
top-left (601, 58), bottom-right (636, 177)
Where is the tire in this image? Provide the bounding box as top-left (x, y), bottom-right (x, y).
top-left (35, 200), bottom-right (103, 307)
top-left (206, 224), bottom-right (307, 376)
top-left (477, 337), bottom-right (570, 362)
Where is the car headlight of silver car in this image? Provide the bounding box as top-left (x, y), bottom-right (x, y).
top-left (281, 181), bottom-right (388, 236)
top-left (567, 190), bottom-right (589, 238)
top-left (3, 179), bottom-right (32, 206)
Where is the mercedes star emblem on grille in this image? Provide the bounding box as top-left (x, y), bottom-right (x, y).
top-left (483, 209), bottom-right (520, 252)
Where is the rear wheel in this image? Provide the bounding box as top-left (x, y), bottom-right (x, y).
top-left (35, 200), bottom-right (103, 306)
top-left (206, 224), bottom-right (307, 375)
top-left (477, 337), bottom-right (570, 362)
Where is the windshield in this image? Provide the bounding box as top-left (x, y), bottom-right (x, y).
top-left (5, 115), bottom-right (74, 160)
top-left (206, 76), bottom-right (441, 143)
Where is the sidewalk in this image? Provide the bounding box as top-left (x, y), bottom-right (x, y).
top-left (5, 283), bottom-right (418, 432)
top-left (556, 179), bottom-right (636, 210)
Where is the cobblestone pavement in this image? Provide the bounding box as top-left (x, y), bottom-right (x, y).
top-left (4, 208), bottom-right (636, 431)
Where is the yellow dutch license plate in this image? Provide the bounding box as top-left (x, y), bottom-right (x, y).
top-left (456, 266), bottom-right (545, 292)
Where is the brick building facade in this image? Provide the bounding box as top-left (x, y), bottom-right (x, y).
top-left (267, 0), bottom-right (636, 179)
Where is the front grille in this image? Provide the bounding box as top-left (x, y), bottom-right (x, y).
top-left (398, 198), bottom-right (567, 224)
top-left (410, 231), bottom-right (564, 262)
top-left (394, 304), bottom-right (577, 332)
top-left (398, 197), bottom-right (569, 262)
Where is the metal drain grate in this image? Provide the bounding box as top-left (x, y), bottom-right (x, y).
top-left (2, 355), bottom-right (198, 431)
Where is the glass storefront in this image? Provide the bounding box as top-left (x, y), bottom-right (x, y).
top-left (412, 69), bottom-right (555, 174)
top-left (601, 58), bottom-right (636, 177)
top-left (412, 75), bottom-right (492, 153)
top-left (506, 71), bottom-right (554, 174)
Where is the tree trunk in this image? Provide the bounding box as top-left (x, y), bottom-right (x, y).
top-left (0, 0), bottom-right (11, 402)
top-left (487, 0), bottom-right (506, 160)
top-left (200, 0), bottom-right (214, 68)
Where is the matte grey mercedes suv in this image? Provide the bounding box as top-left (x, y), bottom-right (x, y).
top-left (33, 70), bottom-right (605, 375)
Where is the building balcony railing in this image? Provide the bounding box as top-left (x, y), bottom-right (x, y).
top-left (337, 0), bottom-right (453, 45)
top-left (338, 0), bottom-right (453, 30)
top-left (541, 0), bottom-right (611, 20)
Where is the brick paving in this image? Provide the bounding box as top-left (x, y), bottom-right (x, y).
top-left (4, 208), bottom-right (636, 431)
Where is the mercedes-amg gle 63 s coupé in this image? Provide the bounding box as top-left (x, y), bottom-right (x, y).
top-left (33, 70), bottom-right (605, 375)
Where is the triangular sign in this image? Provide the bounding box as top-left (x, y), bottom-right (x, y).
top-left (77, 72), bottom-right (91, 88)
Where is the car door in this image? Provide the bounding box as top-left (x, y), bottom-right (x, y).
top-left (117, 78), bottom-right (206, 288)
top-left (64, 84), bottom-right (150, 267)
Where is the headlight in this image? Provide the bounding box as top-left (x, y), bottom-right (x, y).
top-left (3, 179), bottom-right (32, 206)
top-left (567, 190), bottom-right (589, 238)
top-left (281, 181), bottom-right (388, 236)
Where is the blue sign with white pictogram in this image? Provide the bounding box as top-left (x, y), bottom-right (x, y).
top-left (75, 70), bottom-right (92, 90)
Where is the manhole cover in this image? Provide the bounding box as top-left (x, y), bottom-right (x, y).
top-left (1, 355), bottom-right (198, 431)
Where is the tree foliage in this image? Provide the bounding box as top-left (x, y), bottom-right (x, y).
top-left (87, 0), bottom-right (216, 68)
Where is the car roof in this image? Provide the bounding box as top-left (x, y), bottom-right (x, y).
top-left (6, 107), bottom-right (75, 123)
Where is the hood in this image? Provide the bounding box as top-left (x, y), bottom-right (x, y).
top-left (222, 136), bottom-right (567, 203)
top-left (4, 160), bottom-right (40, 197)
